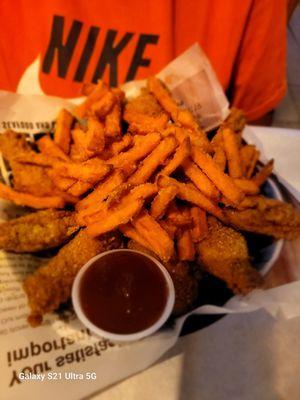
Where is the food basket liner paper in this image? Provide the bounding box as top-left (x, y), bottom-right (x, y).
top-left (0, 44), bottom-right (300, 399)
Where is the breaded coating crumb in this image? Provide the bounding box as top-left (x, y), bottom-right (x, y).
top-left (23, 230), bottom-right (122, 326)
top-left (198, 217), bottom-right (263, 294)
top-left (0, 209), bottom-right (79, 253)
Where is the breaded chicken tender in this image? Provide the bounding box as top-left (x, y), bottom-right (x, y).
top-left (23, 230), bottom-right (122, 326)
top-left (197, 217), bottom-right (263, 294)
top-left (224, 200), bottom-right (300, 240)
top-left (0, 131), bottom-right (77, 202)
top-left (10, 161), bottom-right (58, 196)
top-left (0, 209), bottom-right (79, 253)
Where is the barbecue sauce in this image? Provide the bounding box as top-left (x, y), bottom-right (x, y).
top-left (79, 251), bottom-right (168, 334)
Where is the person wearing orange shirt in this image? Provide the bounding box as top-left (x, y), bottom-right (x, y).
top-left (0, 0), bottom-right (287, 123)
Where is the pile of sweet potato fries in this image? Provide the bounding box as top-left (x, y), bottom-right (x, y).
top-left (0, 77), bottom-right (298, 267)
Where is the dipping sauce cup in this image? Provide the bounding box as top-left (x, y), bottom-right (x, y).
top-left (72, 249), bottom-right (175, 342)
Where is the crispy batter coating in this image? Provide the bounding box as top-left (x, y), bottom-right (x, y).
top-left (0, 209), bottom-right (79, 253)
top-left (0, 130), bottom-right (31, 161)
top-left (166, 261), bottom-right (198, 316)
top-left (0, 131), bottom-right (75, 200)
top-left (225, 199), bottom-right (300, 239)
top-left (10, 161), bottom-right (57, 196)
top-left (23, 230), bottom-right (122, 326)
top-left (198, 217), bottom-right (263, 294)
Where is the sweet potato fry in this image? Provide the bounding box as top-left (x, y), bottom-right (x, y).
top-left (86, 118), bottom-right (105, 153)
top-left (67, 181), bottom-right (93, 197)
top-left (37, 136), bottom-right (71, 161)
top-left (53, 158), bottom-right (111, 183)
top-left (70, 128), bottom-right (93, 162)
top-left (185, 128), bottom-right (210, 151)
top-left (76, 169), bottom-right (125, 211)
top-left (120, 162), bottom-right (137, 178)
top-left (222, 128), bottom-right (243, 178)
top-left (0, 182), bottom-right (65, 209)
top-left (105, 183), bottom-right (133, 208)
top-left (147, 77), bottom-right (210, 150)
top-left (132, 210), bottom-right (174, 262)
top-left (54, 109), bottom-right (73, 154)
top-left (177, 229), bottom-right (195, 261)
top-left (147, 76), bottom-right (198, 130)
top-left (213, 146), bottom-right (226, 171)
top-left (86, 198), bottom-right (144, 237)
top-left (234, 178), bottom-right (260, 195)
top-left (105, 102), bottom-right (122, 137)
top-left (191, 146), bottom-right (243, 205)
top-left (129, 183), bottom-right (158, 200)
top-left (247, 149), bottom-right (260, 179)
top-left (128, 136), bottom-right (177, 185)
top-left (190, 207), bottom-right (208, 242)
top-left (76, 203), bottom-right (108, 226)
top-left (161, 125), bottom-right (187, 143)
top-left (78, 183), bottom-right (157, 226)
top-left (222, 108), bottom-right (246, 133)
top-left (58, 192), bottom-right (80, 205)
top-left (182, 158), bottom-right (219, 200)
top-left (241, 144), bottom-right (255, 176)
top-left (150, 186), bottom-right (178, 219)
top-left (252, 160), bottom-right (274, 187)
top-left (75, 80), bottom-right (108, 118)
top-left (127, 115), bottom-right (169, 135)
top-left (104, 88), bottom-right (123, 137)
top-left (91, 91), bottom-right (116, 118)
top-left (47, 169), bottom-right (75, 191)
top-left (167, 203), bottom-right (193, 227)
top-left (108, 132), bottom-right (161, 169)
top-left (106, 133), bottom-right (133, 157)
top-left (160, 137), bottom-right (190, 176)
top-left (157, 174), bottom-right (224, 220)
top-left (163, 124), bottom-right (210, 151)
top-left (119, 223), bottom-right (151, 250)
top-left (158, 220), bottom-right (178, 240)
top-left (211, 128), bottom-right (223, 148)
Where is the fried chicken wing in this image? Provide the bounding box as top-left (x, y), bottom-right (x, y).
top-left (224, 199), bottom-right (300, 239)
top-left (23, 230), bottom-right (123, 326)
top-left (0, 209), bottom-right (79, 253)
top-left (197, 217), bottom-right (263, 294)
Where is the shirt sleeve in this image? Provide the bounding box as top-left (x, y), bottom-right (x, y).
top-left (231, 0), bottom-right (287, 121)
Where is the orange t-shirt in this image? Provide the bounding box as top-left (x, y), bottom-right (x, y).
top-left (0, 0), bottom-right (287, 121)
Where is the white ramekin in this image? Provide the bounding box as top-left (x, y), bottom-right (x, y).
top-left (72, 249), bottom-right (175, 342)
